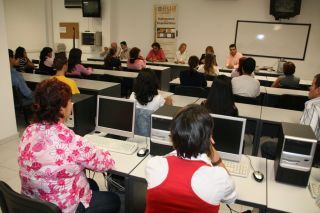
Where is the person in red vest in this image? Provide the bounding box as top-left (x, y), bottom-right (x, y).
top-left (145, 105), bottom-right (237, 212)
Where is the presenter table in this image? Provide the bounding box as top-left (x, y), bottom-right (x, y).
top-left (266, 160), bottom-right (320, 212)
top-left (127, 155), bottom-right (267, 213)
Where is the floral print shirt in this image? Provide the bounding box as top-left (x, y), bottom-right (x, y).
top-left (18, 122), bottom-right (114, 212)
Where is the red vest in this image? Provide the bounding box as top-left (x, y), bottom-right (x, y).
top-left (146, 156), bottom-right (220, 213)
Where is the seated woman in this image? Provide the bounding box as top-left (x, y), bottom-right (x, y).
top-left (14, 46), bottom-right (35, 72)
top-left (174, 43), bottom-right (188, 64)
top-left (129, 69), bottom-right (172, 111)
top-left (104, 48), bottom-right (122, 70)
top-left (199, 46), bottom-right (217, 65)
top-left (146, 42), bottom-right (167, 62)
top-left (230, 57), bottom-right (247, 78)
top-left (52, 55), bottom-right (80, 95)
top-left (145, 105), bottom-right (236, 212)
top-left (18, 79), bottom-right (120, 213)
top-left (39, 47), bottom-right (54, 75)
top-left (180, 56), bottom-right (207, 87)
top-left (67, 48), bottom-right (93, 77)
top-left (198, 54), bottom-right (219, 76)
top-left (271, 61), bottom-right (300, 88)
top-left (127, 47), bottom-right (146, 70)
top-left (202, 75), bottom-right (238, 116)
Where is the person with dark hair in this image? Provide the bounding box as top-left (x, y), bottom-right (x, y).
top-left (100, 42), bottom-right (121, 58)
top-left (119, 41), bottom-right (130, 60)
top-left (67, 48), bottom-right (93, 76)
top-left (271, 61), bottom-right (300, 88)
top-left (129, 69), bottom-right (172, 111)
top-left (226, 44), bottom-right (243, 69)
top-left (198, 53), bottom-right (219, 76)
top-left (202, 75), bottom-right (238, 116)
top-left (231, 57), bottom-right (260, 97)
top-left (180, 56), bottom-right (207, 87)
top-left (104, 47), bottom-right (122, 70)
top-left (145, 105), bottom-right (236, 212)
top-left (18, 79), bottom-right (121, 213)
top-left (261, 73), bottom-right (320, 160)
top-left (14, 46), bottom-right (35, 72)
top-left (39, 47), bottom-right (54, 75)
top-left (8, 49), bottom-right (33, 103)
top-left (230, 57), bottom-right (247, 78)
top-left (146, 42), bottom-right (167, 62)
top-left (199, 46), bottom-right (217, 65)
top-left (127, 47), bottom-right (146, 70)
top-left (174, 43), bottom-right (188, 64)
top-left (52, 55), bottom-right (80, 94)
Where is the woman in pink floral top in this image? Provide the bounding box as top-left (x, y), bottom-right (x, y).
top-left (18, 79), bottom-right (120, 213)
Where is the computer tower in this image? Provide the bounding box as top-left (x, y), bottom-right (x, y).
top-left (65, 94), bottom-right (96, 136)
top-left (274, 122), bottom-right (317, 187)
top-left (150, 105), bottom-right (181, 156)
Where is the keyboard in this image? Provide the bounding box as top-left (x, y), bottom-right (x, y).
top-left (309, 182), bottom-right (320, 198)
top-left (85, 134), bottom-right (138, 155)
top-left (223, 160), bottom-right (250, 177)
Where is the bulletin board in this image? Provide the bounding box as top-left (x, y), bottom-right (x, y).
top-left (59, 22), bottom-right (80, 39)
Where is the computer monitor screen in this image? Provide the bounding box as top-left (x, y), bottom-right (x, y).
top-left (96, 96), bottom-right (135, 138)
top-left (82, 0), bottom-right (101, 17)
top-left (211, 114), bottom-right (246, 162)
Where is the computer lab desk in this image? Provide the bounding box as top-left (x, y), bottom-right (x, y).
top-left (253, 107), bottom-right (303, 156)
top-left (127, 155), bottom-right (267, 213)
top-left (266, 160), bottom-right (320, 212)
top-left (22, 73), bottom-right (121, 97)
top-left (171, 95), bottom-right (200, 107)
top-left (84, 134), bottom-right (150, 213)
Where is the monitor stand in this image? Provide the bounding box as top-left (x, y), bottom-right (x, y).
top-left (105, 134), bottom-right (127, 141)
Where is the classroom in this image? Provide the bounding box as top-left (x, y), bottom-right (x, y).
top-left (0, 0), bottom-right (320, 212)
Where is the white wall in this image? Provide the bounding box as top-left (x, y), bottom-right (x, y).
top-left (4, 0), bottom-right (47, 55)
top-left (0, 0), bottom-right (18, 140)
top-left (109, 0), bottom-right (320, 80)
top-left (4, 0), bottom-right (320, 80)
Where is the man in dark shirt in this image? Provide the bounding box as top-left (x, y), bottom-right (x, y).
top-left (9, 49), bottom-right (33, 104)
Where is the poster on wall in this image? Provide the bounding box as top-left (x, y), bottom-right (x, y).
top-left (154, 4), bottom-right (177, 61)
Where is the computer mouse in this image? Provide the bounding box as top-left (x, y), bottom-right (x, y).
top-left (137, 148), bottom-right (149, 157)
top-left (94, 130), bottom-right (101, 134)
top-left (253, 171), bottom-right (264, 182)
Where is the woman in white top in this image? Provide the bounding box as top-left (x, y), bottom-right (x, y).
top-left (174, 43), bottom-right (188, 64)
top-left (198, 54), bottom-right (219, 76)
top-left (129, 69), bottom-right (172, 111)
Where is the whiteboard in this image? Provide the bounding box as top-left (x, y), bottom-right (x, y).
top-left (235, 21), bottom-right (311, 60)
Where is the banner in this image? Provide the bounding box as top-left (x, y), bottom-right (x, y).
top-left (154, 4), bottom-right (177, 61)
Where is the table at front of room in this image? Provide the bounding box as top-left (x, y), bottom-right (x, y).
top-left (266, 160), bottom-right (320, 212)
top-left (127, 155), bottom-right (267, 213)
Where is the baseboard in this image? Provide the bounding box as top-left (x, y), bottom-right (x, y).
top-left (0, 132), bottom-right (19, 145)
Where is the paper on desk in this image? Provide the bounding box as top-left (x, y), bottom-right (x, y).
top-left (158, 90), bottom-right (173, 98)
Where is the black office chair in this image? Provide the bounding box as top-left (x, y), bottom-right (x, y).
top-left (275, 94), bottom-right (308, 111)
top-left (233, 94), bottom-right (262, 105)
top-left (0, 181), bottom-right (61, 213)
top-left (204, 75), bottom-right (217, 81)
top-left (175, 85), bottom-right (208, 98)
top-left (12, 86), bottom-right (32, 125)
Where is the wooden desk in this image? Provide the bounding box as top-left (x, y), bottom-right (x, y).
top-left (266, 160), bottom-right (320, 212)
top-left (128, 155), bottom-right (267, 212)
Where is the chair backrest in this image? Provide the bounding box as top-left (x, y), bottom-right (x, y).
top-left (233, 94), bottom-right (262, 105)
top-left (175, 85), bottom-right (208, 98)
top-left (276, 94), bottom-right (308, 111)
top-left (134, 108), bottom-right (153, 137)
top-left (0, 181), bottom-right (61, 213)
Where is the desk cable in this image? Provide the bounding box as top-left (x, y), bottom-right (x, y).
top-left (245, 155), bottom-right (256, 172)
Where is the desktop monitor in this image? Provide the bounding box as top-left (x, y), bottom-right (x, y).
top-left (96, 95), bottom-right (136, 138)
top-left (211, 114), bottom-right (246, 162)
